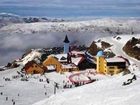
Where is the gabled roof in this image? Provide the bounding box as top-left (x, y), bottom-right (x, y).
top-left (43, 55), bottom-right (62, 66)
top-left (63, 35), bottom-right (70, 43)
top-left (72, 57), bottom-right (85, 66)
top-left (106, 57), bottom-right (125, 63)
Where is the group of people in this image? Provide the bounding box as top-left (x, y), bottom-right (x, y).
top-left (3, 77), bottom-right (11, 81)
top-left (0, 91), bottom-right (19, 105)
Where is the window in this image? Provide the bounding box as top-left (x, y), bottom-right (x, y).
top-left (109, 66), bottom-right (115, 69)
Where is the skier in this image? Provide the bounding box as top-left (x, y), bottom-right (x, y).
top-left (55, 83), bottom-right (59, 89)
top-left (45, 92), bottom-right (47, 95)
top-left (6, 97), bottom-right (8, 101)
top-left (46, 78), bottom-right (49, 83)
top-left (0, 92), bottom-right (3, 95)
top-left (13, 101), bottom-right (15, 105)
top-left (132, 75), bottom-right (137, 80)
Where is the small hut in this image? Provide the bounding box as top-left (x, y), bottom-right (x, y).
top-left (23, 60), bottom-right (47, 74)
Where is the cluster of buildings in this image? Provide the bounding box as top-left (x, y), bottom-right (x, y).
top-left (96, 51), bottom-right (128, 75)
top-left (22, 35), bottom-right (128, 75)
top-left (22, 35), bottom-right (90, 74)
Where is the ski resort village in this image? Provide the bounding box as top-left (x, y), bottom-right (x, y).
top-left (0, 33), bottom-right (140, 105)
top-left (1, 0), bottom-right (140, 104)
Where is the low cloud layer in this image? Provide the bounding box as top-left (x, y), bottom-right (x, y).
top-left (0, 32), bottom-right (103, 66)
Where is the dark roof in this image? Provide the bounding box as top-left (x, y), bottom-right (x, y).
top-left (63, 35), bottom-right (70, 43)
top-left (107, 62), bottom-right (126, 69)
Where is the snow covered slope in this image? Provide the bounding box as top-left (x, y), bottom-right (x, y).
top-left (0, 67), bottom-right (71, 105)
top-left (21, 49), bottom-right (43, 65)
top-left (33, 71), bottom-right (140, 105)
top-left (1, 19), bottom-right (140, 34)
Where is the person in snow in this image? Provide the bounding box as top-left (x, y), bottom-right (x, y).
top-left (132, 74), bottom-right (137, 80)
top-left (13, 101), bottom-right (15, 105)
top-left (46, 78), bottom-right (49, 83)
top-left (6, 97), bottom-right (8, 101)
top-left (0, 92), bottom-right (3, 95)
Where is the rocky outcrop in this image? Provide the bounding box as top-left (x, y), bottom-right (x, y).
top-left (88, 41), bottom-right (99, 56)
top-left (123, 37), bottom-right (140, 60)
top-left (101, 41), bottom-right (112, 50)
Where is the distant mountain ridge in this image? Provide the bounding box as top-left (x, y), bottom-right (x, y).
top-left (0, 13), bottom-right (66, 28)
top-left (1, 18), bottom-right (140, 35)
top-left (0, 13), bottom-right (24, 28)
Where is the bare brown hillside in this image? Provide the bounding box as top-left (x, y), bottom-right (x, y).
top-left (123, 37), bottom-right (140, 60)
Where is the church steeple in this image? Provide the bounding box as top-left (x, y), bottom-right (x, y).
top-left (63, 35), bottom-right (70, 43)
top-left (63, 35), bottom-right (70, 54)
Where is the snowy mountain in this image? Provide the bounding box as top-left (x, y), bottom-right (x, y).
top-left (0, 18), bottom-right (140, 34)
top-left (0, 13), bottom-right (66, 28)
top-left (0, 13), bottom-right (24, 28)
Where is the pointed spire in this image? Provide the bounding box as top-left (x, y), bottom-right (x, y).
top-left (63, 35), bottom-right (70, 43)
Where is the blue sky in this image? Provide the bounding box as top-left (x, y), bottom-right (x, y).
top-left (0, 0), bottom-right (139, 7)
top-left (0, 0), bottom-right (140, 17)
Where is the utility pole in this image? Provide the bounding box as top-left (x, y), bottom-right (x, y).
top-left (54, 84), bottom-right (56, 94)
top-left (54, 82), bottom-right (59, 94)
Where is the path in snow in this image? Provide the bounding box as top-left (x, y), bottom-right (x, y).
top-left (102, 35), bottom-right (140, 69)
